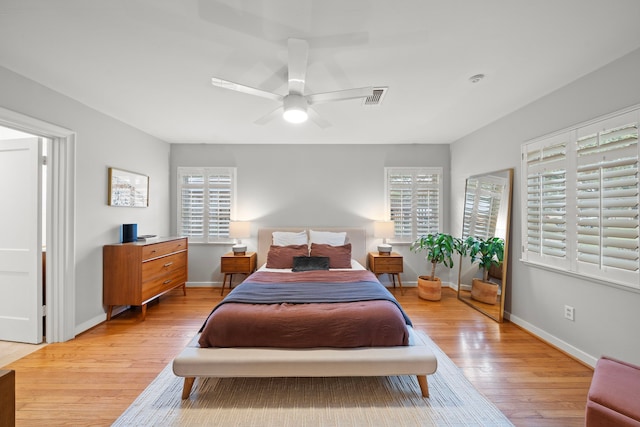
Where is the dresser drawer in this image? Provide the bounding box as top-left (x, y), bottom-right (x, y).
top-left (141, 269), bottom-right (187, 302)
top-left (142, 252), bottom-right (187, 279)
top-left (142, 238), bottom-right (187, 261)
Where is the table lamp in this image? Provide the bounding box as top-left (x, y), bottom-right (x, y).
top-left (229, 221), bottom-right (251, 255)
top-left (374, 220), bottom-right (395, 255)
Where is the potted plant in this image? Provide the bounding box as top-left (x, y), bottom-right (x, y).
top-left (410, 233), bottom-right (462, 301)
top-left (463, 236), bottom-right (505, 305)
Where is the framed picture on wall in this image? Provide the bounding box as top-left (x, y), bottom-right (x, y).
top-left (108, 167), bottom-right (149, 207)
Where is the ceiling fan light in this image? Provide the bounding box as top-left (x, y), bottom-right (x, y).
top-left (283, 108), bottom-right (308, 123)
top-left (283, 94), bottom-right (308, 123)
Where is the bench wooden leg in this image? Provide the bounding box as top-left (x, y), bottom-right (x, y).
top-left (417, 375), bottom-right (429, 397)
top-left (182, 377), bottom-right (195, 399)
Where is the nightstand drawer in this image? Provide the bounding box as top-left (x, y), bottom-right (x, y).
top-left (373, 257), bottom-right (403, 272)
top-left (221, 252), bottom-right (257, 273)
top-left (368, 252), bottom-right (404, 274)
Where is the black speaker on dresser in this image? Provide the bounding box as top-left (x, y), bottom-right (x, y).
top-left (121, 223), bottom-right (137, 243)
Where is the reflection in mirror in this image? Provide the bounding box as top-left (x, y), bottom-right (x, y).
top-left (458, 168), bottom-right (513, 322)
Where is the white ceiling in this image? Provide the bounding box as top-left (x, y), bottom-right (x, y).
top-left (1, 1), bottom-right (640, 145)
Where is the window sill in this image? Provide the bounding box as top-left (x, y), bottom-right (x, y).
top-left (520, 259), bottom-right (640, 295)
top-left (186, 240), bottom-right (235, 246)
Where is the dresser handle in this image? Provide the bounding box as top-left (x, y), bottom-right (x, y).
top-left (163, 279), bottom-right (172, 284)
top-left (164, 262), bottom-right (173, 267)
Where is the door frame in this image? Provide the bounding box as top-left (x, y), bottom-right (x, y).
top-left (0, 107), bottom-right (76, 342)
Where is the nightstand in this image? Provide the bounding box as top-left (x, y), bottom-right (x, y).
top-left (220, 252), bottom-right (257, 295)
top-left (368, 252), bottom-right (404, 295)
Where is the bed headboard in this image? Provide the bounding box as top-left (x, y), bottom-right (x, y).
top-left (257, 227), bottom-right (367, 268)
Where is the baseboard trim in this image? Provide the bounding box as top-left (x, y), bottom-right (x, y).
top-left (505, 312), bottom-right (598, 368)
top-left (186, 281), bottom-right (218, 288)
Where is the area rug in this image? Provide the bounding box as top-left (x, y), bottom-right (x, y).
top-left (114, 332), bottom-right (513, 426)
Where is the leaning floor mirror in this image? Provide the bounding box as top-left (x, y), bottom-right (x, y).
top-left (458, 168), bottom-right (513, 322)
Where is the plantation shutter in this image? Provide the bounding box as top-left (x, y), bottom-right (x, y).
top-left (575, 112), bottom-right (639, 282)
top-left (178, 167), bottom-right (236, 243)
top-left (178, 170), bottom-right (205, 238)
top-left (523, 134), bottom-right (569, 267)
top-left (207, 172), bottom-right (232, 238)
top-left (386, 167), bottom-right (442, 240)
top-left (522, 106), bottom-right (639, 289)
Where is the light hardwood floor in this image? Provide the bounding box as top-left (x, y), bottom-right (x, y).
top-left (4, 287), bottom-right (593, 426)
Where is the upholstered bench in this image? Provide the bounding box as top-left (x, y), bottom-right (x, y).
top-left (586, 356), bottom-right (640, 427)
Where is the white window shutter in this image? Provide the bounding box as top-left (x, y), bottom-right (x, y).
top-left (386, 167), bottom-right (442, 241)
top-left (575, 114), bottom-right (638, 282)
top-left (178, 167), bottom-right (236, 243)
top-left (522, 107), bottom-right (639, 289)
top-left (523, 134), bottom-right (569, 267)
top-left (178, 170), bottom-right (205, 239)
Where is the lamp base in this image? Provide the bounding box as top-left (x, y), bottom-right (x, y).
top-left (377, 244), bottom-right (392, 255)
top-left (232, 244), bottom-right (247, 255)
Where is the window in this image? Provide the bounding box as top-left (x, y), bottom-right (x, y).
top-left (177, 167), bottom-right (236, 243)
top-left (522, 107), bottom-right (639, 289)
top-left (385, 167), bottom-right (443, 241)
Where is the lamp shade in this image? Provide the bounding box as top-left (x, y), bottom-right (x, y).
top-left (374, 221), bottom-right (395, 239)
top-left (229, 221), bottom-right (251, 239)
top-left (374, 220), bottom-right (394, 255)
top-left (229, 221), bottom-right (250, 255)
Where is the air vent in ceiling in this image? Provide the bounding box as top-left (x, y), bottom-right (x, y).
top-left (363, 87), bottom-right (388, 106)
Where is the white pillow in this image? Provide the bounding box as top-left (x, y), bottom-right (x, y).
top-left (309, 230), bottom-right (347, 246)
top-left (272, 230), bottom-right (308, 246)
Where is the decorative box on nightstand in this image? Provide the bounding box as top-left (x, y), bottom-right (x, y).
top-left (368, 252), bottom-right (404, 294)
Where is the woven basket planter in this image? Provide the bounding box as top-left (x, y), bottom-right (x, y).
top-left (417, 276), bottom-right (442, 301)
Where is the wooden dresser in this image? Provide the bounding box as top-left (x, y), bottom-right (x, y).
top-left (103, 237), bottom-right (188, 320)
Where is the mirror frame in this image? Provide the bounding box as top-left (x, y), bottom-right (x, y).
top-left (457, 168), bottom-right (513, 322)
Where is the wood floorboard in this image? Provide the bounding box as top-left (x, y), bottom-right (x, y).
top-left (5, 286), bottom-right (593, 426)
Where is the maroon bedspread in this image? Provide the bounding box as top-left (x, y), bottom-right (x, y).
top-left (198, 270), bottom-right (410, 348)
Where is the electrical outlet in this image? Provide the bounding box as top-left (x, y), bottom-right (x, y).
top-left (564, 305), bottom-right (575, 321)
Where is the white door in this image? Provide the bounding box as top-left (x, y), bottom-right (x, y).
top-left (0, 137), bottom-right (43, 343)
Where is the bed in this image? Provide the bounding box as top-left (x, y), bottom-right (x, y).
top-left (172, 228), bottom-right (438, 398)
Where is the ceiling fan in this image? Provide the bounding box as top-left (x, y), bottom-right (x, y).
top-left (211, 38), bottom-right (373, 128)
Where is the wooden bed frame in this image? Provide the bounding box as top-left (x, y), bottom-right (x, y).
top-left (172, 227), bottom-right (438, 398)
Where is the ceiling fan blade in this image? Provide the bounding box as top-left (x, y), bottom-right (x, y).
top-left (308, 108), bottom-right (331, 129)
top-left (254, 106), bottom-right (283, 125)
top-left (307, 86), bottom-right (373, 105)
top-left (212, 77), bottom-right (283, 102)
top-left (287, 38), bottom-right (308, 95)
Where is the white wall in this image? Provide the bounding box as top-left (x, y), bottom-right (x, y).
top-left (170, 143), bottom-right (452, 287)
top-left (450, 48), bottom-right (640, 366)
top-left (0, 65), bottom-right (171, 332)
